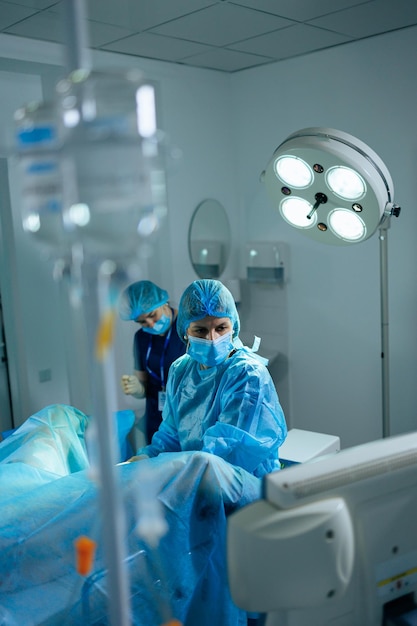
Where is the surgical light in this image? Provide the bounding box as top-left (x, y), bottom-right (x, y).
top-left (261, 127), bottom-right (399, 246)
top-left (261, 127), bottom-right (401, 438)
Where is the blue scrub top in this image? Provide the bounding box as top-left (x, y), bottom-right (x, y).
top-left (133, 315), bottom-right (186, 441)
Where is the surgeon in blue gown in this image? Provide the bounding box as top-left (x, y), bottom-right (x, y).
top-left (131, 279), bottom-right (287, 478)
top-left (0, 280), bottom-right (287, 626)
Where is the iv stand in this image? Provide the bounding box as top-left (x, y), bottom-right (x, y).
top-left (62, 2), bottom-right (131, 624)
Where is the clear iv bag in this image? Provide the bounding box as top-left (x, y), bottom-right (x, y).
top-left (15, 68), bottom-right (168, 264)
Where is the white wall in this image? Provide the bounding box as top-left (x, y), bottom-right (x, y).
top-left (0, 27), bottom-right (416, 448)
top-left (0, 70), bottom-right (72, 423)
top-left (231, 26), bottom-right (417, 448)
top-left (0, 36), bottom-right (239, 424)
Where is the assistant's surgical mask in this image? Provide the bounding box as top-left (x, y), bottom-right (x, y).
top-left (142, 313), bottom-right (171, 335)
top-left (187, 332), bottom-right (234, 367)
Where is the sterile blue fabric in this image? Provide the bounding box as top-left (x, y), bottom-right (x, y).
top-left (0, 407), bottom-right (261, 626)
top-left (177, 279), bottom-right (240, 341)
top-left (119, 280), bottom-right (169, 321)
top-left (114, 409), bottom-right (135, 462)
top-left (139, 349), bottom-right (287, 478)
top-left (0, 404), bottom-right (89, 502)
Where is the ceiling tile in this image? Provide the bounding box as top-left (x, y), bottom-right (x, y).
top-left (4, 10), bottom-right (63, 42)
top-left (229, 23), bottom-right (351, 60)
top-left (1, 0), bottom-right (417, 73)
top-left (150, 3), bottom-right (294, 47)
top-left (308, 0), bottom-right (417, 38)
top-left (47, 2), bottom-right (135, 47)
top-left (1, 0), bottom-right (59, 8)
top-left (84, 0), bottom-right (216, 31)
top-left (87, 21), bottom-right (135, 48)
top-left (102, 32), bottom-right (212, 61)
top-left (183, 47), bottom-right (274, 72)
top-left (228, 0), bottom-right (369, 22)
top-left (0, 1), bottom-right (38, 30)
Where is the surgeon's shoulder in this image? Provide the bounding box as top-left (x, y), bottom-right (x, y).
top-left (228, 347), bottom-right (269, 373)
top-left (170, 352), bottom-right (192, 373)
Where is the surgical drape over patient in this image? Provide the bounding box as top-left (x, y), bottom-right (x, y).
top-left (0, 404), bottom-right (261, 626)
top-left (119, 280), bottom-right (169, 320)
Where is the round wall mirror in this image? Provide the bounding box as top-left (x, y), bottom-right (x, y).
top-left (188, 199), bottom-right (231, 279)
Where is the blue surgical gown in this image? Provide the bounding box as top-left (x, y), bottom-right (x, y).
top-left (137, 348), bottom-right (287, 477)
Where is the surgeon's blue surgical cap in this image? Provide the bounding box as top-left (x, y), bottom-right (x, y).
top-left (119, 280), bottom-right (169, 321)
top-left (177, 279), bottom-right (240, 342)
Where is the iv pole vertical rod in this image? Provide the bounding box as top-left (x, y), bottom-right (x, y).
top-left (62, 3), bottom-right (131, 625)
top-left (63, 0), bottom-right (91, 73)
top-left (379, 220), bottom-right (390, 438)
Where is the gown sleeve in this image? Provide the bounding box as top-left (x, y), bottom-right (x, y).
top-left (201, 355), bottom-right (287, 477)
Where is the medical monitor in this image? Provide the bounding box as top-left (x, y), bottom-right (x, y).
top-left (227, 431), bottom-right (417, 626)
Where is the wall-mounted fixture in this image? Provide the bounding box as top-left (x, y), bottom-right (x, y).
top-left (188, 199), bottom-right (230, 279)
top-left (261, 127), bottom-right (401, 437)
top-left (246, 241), bottom-right (286, 284)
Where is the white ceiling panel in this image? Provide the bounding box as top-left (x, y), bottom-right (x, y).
top-left (229, 23), bottom-right (351, 60)
top-left (149, 4), bottom-right (293, 47)
top-left (85, 0), bottom-right (216, 32)
top-left (183, 47), bottom-right (273, 72)
top-left (0, 2), bottom-right (38, 30)
top-left (1, 0), bottom-right (416, 73)
top-left (4, 9), bottom-right (63, 42)
top-left (308, 0), bottom-right (417, 38)
top-left (102, 32), bottom-right (212, 62)
top-left (229, 0), bottom-right (370, 21)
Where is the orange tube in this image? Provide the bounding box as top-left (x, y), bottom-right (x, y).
top-left (95, 309), bottom-right (116, 361)
top-left (74, 535), bottom-right (97, 576)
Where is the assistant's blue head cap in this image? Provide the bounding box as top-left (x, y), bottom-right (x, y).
top-left (177, 279), bottom-right (240, 343)
top-left (119, 280), bottom-right (169, 321)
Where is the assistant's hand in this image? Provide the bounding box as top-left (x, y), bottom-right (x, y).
top-left (121, 374), bottom-right (145, 398)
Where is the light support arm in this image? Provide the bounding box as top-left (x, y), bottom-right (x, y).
top-left (379, 203), bottom-right (401, 438)
top-left (379, 219), bottom-right (390, 438)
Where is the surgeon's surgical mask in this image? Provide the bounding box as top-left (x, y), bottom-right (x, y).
top-left (187, 332), bottom-right (234, 367)
top-left (142, 313), bottom-right (171, 335)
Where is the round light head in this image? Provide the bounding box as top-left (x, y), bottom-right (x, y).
top-left (326, 166), bottom-right (366, 201)
top-left (328, 209), bottom-right (366, 241)
top-left (274, 155), bottom-right (313, 189)
top-left (280, 197), bottom-right (316, 229)
top-left (262, 127), bottom-right (395, 245)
